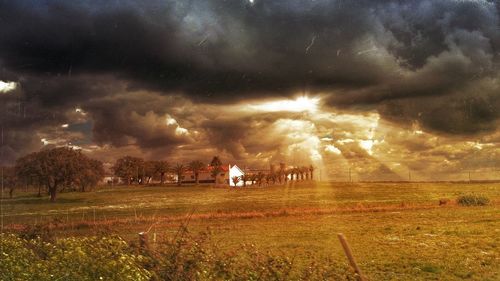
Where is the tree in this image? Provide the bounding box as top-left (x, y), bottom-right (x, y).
top-left (291, 167), bottom-right (298, 181)
top-left (45, 148), bottom-right (82, 201)
top-left (299, 167), bottom-right (305, 181)
top-left (76, 158), bottom-right (105, 192)
top-left (14, 148), bottom-right (103, 201)
top-left (278, 163), bottom-right (286, 184)
top-left (265, 174), bottom-right (272, 186)
top-left (154, 161), bottom-right (170, 184)
top-left (250, 174), bottom-right (258, 185)
top-left (209, 156), bottom-right (223, 180)
top-left (16, 148), bottom-right (85, 202)
top-left (231, 176), bottom-right (240, 187)
top-left (188, 160), bottom-right (205, 185)
top-left (173, 163), bottom-right (185, 186)
top-left (113, 156), bottom-right (144, 185)
top-left (2, 166), bottom-right (17, 198)
top-left (143, 161), bottom-right (156, 184)
top-left (15, 152), bottom-right (44, 196)
top-left (257, 172), bottom-right (265, 187)
top-left (240, 174), bottom-right (251, 187)
top-left (210, 156), bottom-right (222, 167)
top-left (309, 165), bottom-right (315, 181)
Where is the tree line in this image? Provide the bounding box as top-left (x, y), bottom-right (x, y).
top-left (2, 147), bottom-right (315, 202)
top-left (112, 155), bottom-right (224, 186)
top-left (231, 164), bottom-right (315, 187)
top-left (1, 150), bottom-right (225, 202)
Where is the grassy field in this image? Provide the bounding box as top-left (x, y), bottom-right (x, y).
top-left (2, 182), bottom-right (500, 280)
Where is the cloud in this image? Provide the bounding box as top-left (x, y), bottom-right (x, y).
top-left (83, 91), bottom-right (195, 150)
top-left (0, 0), bottom-right (499, 179)
top-left (0, 81), bottom-right (17, 93)
top-left (1, 1), bottom-right (497, 100)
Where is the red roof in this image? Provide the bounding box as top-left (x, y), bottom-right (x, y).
top-left (184, 165), bottom-right (229, 175)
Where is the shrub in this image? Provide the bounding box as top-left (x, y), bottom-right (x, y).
top-left (457, 194), bottom-right (490, 206)
top-left (1, 229), bottom-right (357, 281)
top-left (0, 234), bottom-right (151, 281)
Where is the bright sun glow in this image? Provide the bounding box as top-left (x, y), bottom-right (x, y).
top-left (250, 96), bottom-right (320, 113)
top-left (359, 139), bottom-right (374, 155)
top-left (0, 80), bottom-right (17, 93)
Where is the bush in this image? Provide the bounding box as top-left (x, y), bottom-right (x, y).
top-left (151, 228), bottom-right (356, 281)
top-left (457, 194), bottom-right (490, 206)
top-left (0, 234), bottom-right (151, 281)
top-left (1, 229), bottom-right (357, 281)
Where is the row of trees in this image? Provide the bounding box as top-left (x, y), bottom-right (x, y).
top-left (112, 156), bottom-right (223, 186)
top-left (232, 165), bottom-right (315, 187)
top-left (4, 147), bottom-right (105, 202)
top-left (112, 156), bottom-right (315, 188)
top-left (3, 147), bottom-right (315, 201)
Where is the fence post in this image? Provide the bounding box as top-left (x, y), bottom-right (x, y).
top-left (138, 232), bottom-right (149, 251)
top-left (153, 225), bottom-right (157, 250)
top-left (337, 233), bottom-right (367, 281)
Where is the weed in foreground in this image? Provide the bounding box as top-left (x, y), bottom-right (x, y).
top-left (3, 225), bottom-right (356, 281)
top-left (146, 226), bottom-right (356, 281)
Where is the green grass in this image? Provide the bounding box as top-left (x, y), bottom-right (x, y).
top-left (2, 182), bottom-right (500, 280)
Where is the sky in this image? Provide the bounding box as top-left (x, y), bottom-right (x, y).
top-left (0, 0), bottom-right (499, 181)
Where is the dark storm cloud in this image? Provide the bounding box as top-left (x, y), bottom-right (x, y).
top-left (0, 74), bottom-right (121, 163)
top-left (2, 0), bottom-right (498, 98)
top-left (377, 77), bottom-right (500, 135)
top-left (202, 114), bottom-right (285, 159)
top-left (83, 91), bottom-right (194, 149)
top-left (1, 0), bottom-right (500, 162)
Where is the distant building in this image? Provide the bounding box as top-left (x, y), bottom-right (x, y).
top-left (180, 165), bottom-right (230, 184)
top-left (178, 164), bottom-right (250, 186)
top-left (229, 165), bottom-right (245, 187)
top-left (101, 175), bottom-right (118, 185)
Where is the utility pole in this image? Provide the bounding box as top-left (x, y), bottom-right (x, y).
top-left (468, 171), bottom-right (471, 183)
top-left (349, 167), bottom-right (352, 183)
top-left (408, 170), bottom-right (411, 182)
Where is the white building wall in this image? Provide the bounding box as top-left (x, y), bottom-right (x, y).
top-left (229, 165), bottom-right (245, 187)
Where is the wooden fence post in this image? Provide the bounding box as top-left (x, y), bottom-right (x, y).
top-left (153, 225), bottom-right (157, 250)
top-left (337, 233), bottom-right (367, 281)
top-left (138, 232), bottom-right (149, 251)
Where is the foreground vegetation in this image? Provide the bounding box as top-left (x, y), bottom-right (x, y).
top-left (1, 229), bottom-right (356, 281)
top-left (2, 182), bottom-right (499, 280)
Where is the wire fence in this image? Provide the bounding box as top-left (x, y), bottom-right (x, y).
top-left (323, 169), bottom-right (500, 182)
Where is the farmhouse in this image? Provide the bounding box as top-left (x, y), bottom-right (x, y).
top-left (181, 165), bottom-right (231, 184)
top-left (229, 165), bottom-right (245, 187)
top-left (178, 164), bottom-right (253, 186)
